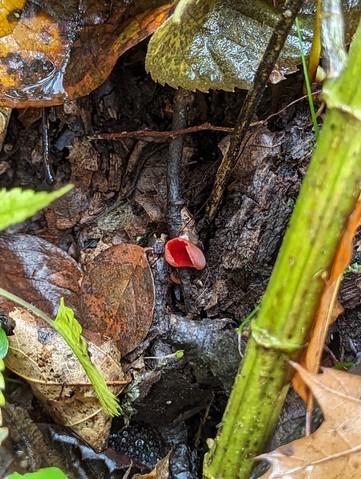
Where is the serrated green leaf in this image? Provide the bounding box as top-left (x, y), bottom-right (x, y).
top-left (53, 299), bottom-right (121, 417)
top-left (147, 0), bottom-right (361, 92)
top-left (0, 185), bottom-right (72, 231)
top-left (0, 328), bottom-right (8, 360)
top-left (6, 467), bottom-right (67, 479)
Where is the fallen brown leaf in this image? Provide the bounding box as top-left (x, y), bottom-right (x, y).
top-left (259, 363), bottom-right (361, 478)
top-left (0, 234), bottom-right (154, 356)
top-left (0, 234), bottom-right (155, 449)
top-left (81, 243), bottom-right (155, 357)
top-left (0, 234), bottom-right (82, 318)
top-left (0, 0), bottom-right (175, 108)
top-left (5, 307), bottom-right (129, 451)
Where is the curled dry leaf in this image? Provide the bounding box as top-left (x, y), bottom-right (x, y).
top-left (0, 234), bottom-right (155, 448)
top-left (0, 0), bottom-right (175, 108)
top-left (5, 307), bottom-right (129, 451)
top-left (259, 363), bottom-right (361, 479)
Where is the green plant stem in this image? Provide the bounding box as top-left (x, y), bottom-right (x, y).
top-left (203, 18), bottom-right (361, 479)
top-left (0, 287), bottom-right (54, 326)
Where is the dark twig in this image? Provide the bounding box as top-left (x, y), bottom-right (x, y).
top-left (88, 122), bottom-right (233, 141)
top-left (42, 108), bottom-right (56, 185)
top-left (204, 0), bottom-right (306, 224)
top-left (167, 88), bottom-right (194, 238)
top-left (87, 94), bottom-right (319, 144)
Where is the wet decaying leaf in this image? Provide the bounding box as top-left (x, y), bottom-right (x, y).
top-left (0, 234), bottom-right (154, 355)
top-left (5, 307), bottom-right (128, 451)
top-left (81, 243), bottom-right (155, 357)
top-left (259, 364), bottom-right (361, 479)
top-left (0, 234), bottom-right (155, 449)
top-left (0, 234), bottom-right (82, 317)
top-left (146, 0), bottom-right (361, 92)
top-left (0, 0), bottom-right (176, 108)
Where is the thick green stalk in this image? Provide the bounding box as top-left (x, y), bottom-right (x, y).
top-left (203, 20), bottom-right (361, 479)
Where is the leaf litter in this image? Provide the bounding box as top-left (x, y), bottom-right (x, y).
top-left (0, 234), bottom-right (154, 450)
top-left (259, 363), bottom-right (361, 479)
top-left (1, 2), bottom-right (361, 476)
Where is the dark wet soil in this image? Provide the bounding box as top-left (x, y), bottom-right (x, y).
top-left (1, 39), bottom-right (361, 479)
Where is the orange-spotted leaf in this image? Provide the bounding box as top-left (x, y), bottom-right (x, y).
top-left (80, 243), bottom-right (155, 357)
top-left (0, 0), bottom-right (175, 108)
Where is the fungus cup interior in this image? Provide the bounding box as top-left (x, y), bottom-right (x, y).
top-left (164, 237), bottom-right (206, 270)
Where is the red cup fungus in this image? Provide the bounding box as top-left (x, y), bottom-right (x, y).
top-left (164, 237), bottom-right (206, 270)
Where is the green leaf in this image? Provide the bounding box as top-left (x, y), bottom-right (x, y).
top-left (0, 185), bottom-right (72, 231)
top-left (146, 0), bottom-right (313, 92)
top-left (0, 327), bottom-right (8, 360)
top-left (6, 467), bottom-right (67, 479)
top-left (53, 299), bottom-right (121, 416)
top-left (147, 0), bottom-right (361, 92)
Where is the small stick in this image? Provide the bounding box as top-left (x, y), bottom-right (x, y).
top-left (42, 108), bottom-right (56, 185)
top-left (204, 0), bottom-right (306, 224)
top-left (87, 95), bottom-right (319, 143)
top-left (167, 88), bottom-right (194, 238)
top-left (88, 122), bottom-right (233, 141)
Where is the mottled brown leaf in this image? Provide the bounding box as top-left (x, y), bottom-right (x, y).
top-left (0, 234), bottom-right (155, 447)
top-left (0, 234), bottom-right (154, 357)
top-left (81, 243), bottom-right (155, 357)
